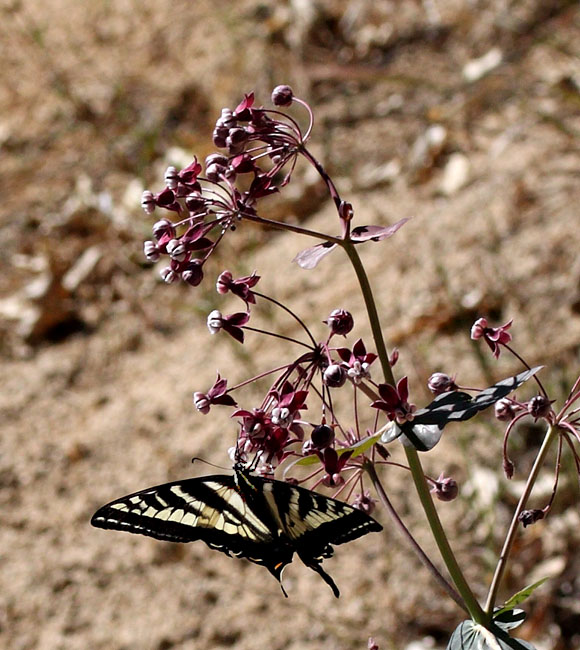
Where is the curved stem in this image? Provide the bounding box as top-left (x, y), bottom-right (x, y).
top-left (405, 447), bottom-right (488, 624)
top-left (484, 424), bottom-right (558, 613)
top-left (365, 462), bottom-right (467, 613)
top-left (254, 291), bottom-right (317, 347)
top-left (342, 239), bottom-right (486, 622)
top-left (240, 210), bottom-right (342, 244)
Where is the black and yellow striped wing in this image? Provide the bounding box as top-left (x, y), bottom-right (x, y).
top-left (91, 470), bottom-right (382, 597)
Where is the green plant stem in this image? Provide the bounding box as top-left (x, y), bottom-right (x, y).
top-left (484, 424), bottom-right (558, 614)
top-left (405, 446), bottom-right (488, 624)
top-left (340, 241), bottom-right (394, 386)
top-left (365, 461), bottom-right (468, 612)
top-left (343, 240), bottom-right (488, 624)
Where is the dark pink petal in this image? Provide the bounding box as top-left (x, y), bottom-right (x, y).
top-left (182, 221), bottom-right (214, 243)
top-left (231, 153), bottom-right (258, 174)
top-left (378, 383), bottom-right (400, 405)
top-left (352, 338), bottom-right (367, 358)
top-left (248, 174), bottom-right (277, 198)
top-left (225, 312), bottom-right (250, 327)
top-left (180, 158), bottom-right (202, 184)
top-left (293, 242), bottom-right (337, 269)
top-left (397, 376), bottom-right (409, 402)
top-left (187, 237), bottom-right (214, 251)
top-left (207, 375), bottom-right (228, 398)
top-left (223, 324), bottom-right (245, 343)
top-left (336, 347), bottom-right (352, 363)
top-left (234, 92), bottom-right (255, 116)
top-left (211, 394), bottom-right (238, 407)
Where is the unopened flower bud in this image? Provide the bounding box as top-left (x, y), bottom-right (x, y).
top-left (216, 270), bottom-right (233, 294)
top-left (338, 200), bottom-right (354, 222)
top-left (164, 165), bottom-right (179, 189)
top-left (325, 309), bottom-right (354, 336)
top-left (323, 364), bottom-right (347, 388)
top-left (368, 638), bottom-right (379, 650)
top-left (389, 348), bottom-right (399, 367)
top-left (185, 193), bottom-right (205, 213)
top-left (519, 508), bottom-right (545, 528)
top-left (227, 127), bottom-right (248, 147)
top-left (166, 239), bottom-right (187, 262)
top-left (207, 310), bottom-right (223, 334)
top-left (152, 218), bottom-right (175, 240)
top-left (427, 372), bottom-right (457, 395)
top-left (143, 240), bottom-right (160, 262)
top-left (193, 392), bottom-right (210, 414)
top-left (160, 267), bottom-right (179, 284)
top-left (311, 425), bottom-right (334, 449)
top-left (495, 398), bottom-right (516, 422)
top-left (212, 127), bottom-right (228, 148)
top-left (205, 153), bottom-right (229, 169)
top-left (271, 85), bottom-right (294, 106)
top-left (431, 474), bottom-right (458, 502)
top-left (205, 162), bottom-right (227, 182)
top-left (182, 260), bottom-right (204, 286)
top-left (528, 395), bottom-right (553, 420)
top-left (141, 190), bottom-right (156, 214)
top-left (217, 108), bottom-right (236, 129)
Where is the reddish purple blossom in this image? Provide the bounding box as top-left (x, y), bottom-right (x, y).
top-left (371, 376), bottom-right (417, 424)
top-left (470, 317), bottom-right (513, 359)
top-left (337, 339), bottom-right (377, 385)
top-left (193, 374), bottom-right (237, 414)
top-left (216, 270), bottom-right (260, 304)
top-left (207, 310), bottom-right (250, 343)
top-left (317, 447), bottom-right (353, 487)
top-left (352, 490), bottom-right (377, 515)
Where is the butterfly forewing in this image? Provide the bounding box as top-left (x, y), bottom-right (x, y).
top-left (91, 475), bottom-right (274, 557)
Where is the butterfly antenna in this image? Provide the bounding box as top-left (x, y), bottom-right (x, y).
top-left (190, 457), bottom-right (230, 471)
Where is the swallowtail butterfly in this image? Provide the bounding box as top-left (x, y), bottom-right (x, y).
top-left (91, 465), bottom-right (382, 597)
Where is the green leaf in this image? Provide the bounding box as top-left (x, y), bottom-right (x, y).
top-left (289, 433), bottom-right (382, 468)
top-left (495, 578), bottom-right (548, 617)
top-left (344, 432), bottom-right (383, 458)
top-left (447, 620), bottom-right (536, 650)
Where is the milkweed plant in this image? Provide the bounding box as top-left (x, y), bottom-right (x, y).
top-left (139, 86), bottom-right (580, 649)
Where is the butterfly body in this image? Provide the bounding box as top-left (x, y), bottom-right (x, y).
top-left (91, 466), bottom-right (382, 597)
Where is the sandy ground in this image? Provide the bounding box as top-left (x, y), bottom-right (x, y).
top-left (1, 1), bottom-right (580, 649)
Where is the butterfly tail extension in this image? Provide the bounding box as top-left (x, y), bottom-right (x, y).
top-left (263, 557), bottom-right (292, 598)
top-left (299, 552), bottom-right (340, 598)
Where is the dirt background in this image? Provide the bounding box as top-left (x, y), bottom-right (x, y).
top-left (1, 1), bottom-right (580, 649)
